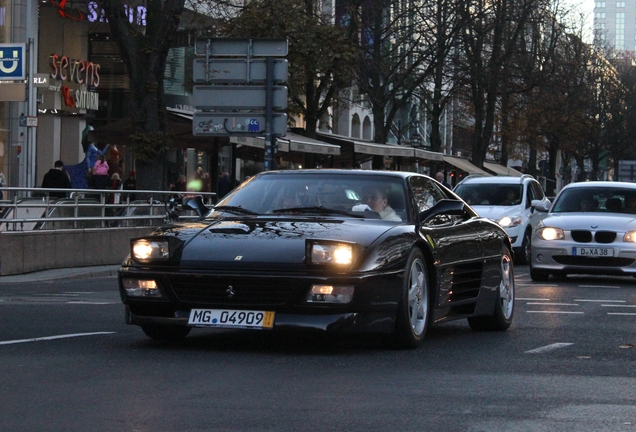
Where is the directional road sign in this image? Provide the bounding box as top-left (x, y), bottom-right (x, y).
top-left (193, 112), bottom-right (287, 136)
top-left (193, 58), bottom-right (288, 84)
top-left (193, 85), bottom-right (288, 110)
top-left (195, 38), bottom-right (288, 57)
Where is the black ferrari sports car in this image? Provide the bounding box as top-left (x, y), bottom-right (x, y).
top-left (119, 169), bottom-right (515, 349)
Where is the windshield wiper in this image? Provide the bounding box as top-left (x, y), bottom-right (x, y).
top-left (272, 206), bottom-right (364, 218)
top-left (213, 205), bottom-right (259, 215)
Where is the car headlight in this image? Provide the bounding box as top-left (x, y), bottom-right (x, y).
top-left (121, 279), bottom-right (163, 298)
top-left (624, 231), bottom-right (636, 242)
top-left (306, 285), bottom-right (354, 303)
top-left (307, 241), bottom-right (355, 265)
top-left (498, 215), bottom-right (522, 228)
top-left (537, 227), bottom-right (565, 241)
top-left (130, 237), bottom-right (183, 263)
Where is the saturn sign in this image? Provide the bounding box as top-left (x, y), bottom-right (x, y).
top-left (0, 43), bottom-right (26, 80)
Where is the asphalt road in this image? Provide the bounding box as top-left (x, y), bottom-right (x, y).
top-left (0, 266), bottom-right (635, 432)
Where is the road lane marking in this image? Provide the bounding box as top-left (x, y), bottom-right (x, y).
top-left (67, 301), bottom-right (117, 305)
top-left (574, 299), bottom-right (626, 303)
top-left (526, 311), bottom-right (584, 314)
top-left (526, 303), bottom-right (579, 306)
top-left (601, 304), bottom-right (636, 308)
top-left (578, 285), bottom-right (621, 289)
top-left (526, 343), bottom-right (574, 354)
top-left (0, 332), bottom-right (116, 346)
top-left (607, 313), bottom-right (636, 316)
top-left (517, 298), bottom-right (550, 301)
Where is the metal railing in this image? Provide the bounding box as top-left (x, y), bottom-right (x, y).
top-left (0, 187), bottom-right (217, 232)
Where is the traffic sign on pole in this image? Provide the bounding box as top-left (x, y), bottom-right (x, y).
top-left (194, 38), bottom-right (288, 57)
top-left (193, 112), bottom-right (287, 136)
top-left (193, 58), bottom-right (288, 84)
top-left (193, 85), bottom-right (288, 110)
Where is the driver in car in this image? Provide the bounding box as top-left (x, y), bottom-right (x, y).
top-left (357, 187), bottom-right (402, 221)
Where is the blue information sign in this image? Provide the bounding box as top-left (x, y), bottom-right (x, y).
top-left (0, 43), bottom-right (26, 80)
top-left (248, 119), bottom-right (260, 132)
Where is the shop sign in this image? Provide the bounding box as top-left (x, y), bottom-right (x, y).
top-left (87, 1), bottom-right (147, 26)
top-left (0, 43), bottom-right (26, 80)
top-left (49, 0), bottom-right (84, 21)
top-left (49, 53), bottom-right (100, 88)
top-left (60, 86), bottom-right (99, 110)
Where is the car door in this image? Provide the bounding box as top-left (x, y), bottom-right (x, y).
top-left (409, 176), bottom-right (483, 266)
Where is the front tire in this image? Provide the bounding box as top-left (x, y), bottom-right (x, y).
top-left (391, 249), bottom-right (429, 349)
top-left (468, 245), bottom-right (515, 331)
top-left (529, 264), bottom-right (550, 282)
top-left (141, 325), bottom-right (191, 341)
top-left (516, 230), bottom-right (531, 265)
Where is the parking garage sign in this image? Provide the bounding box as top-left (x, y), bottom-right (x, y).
top-left (0, 43), bottom-right (26, 80)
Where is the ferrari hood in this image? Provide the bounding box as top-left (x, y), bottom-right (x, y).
top-left (159, 217), bottom-right (396, 268)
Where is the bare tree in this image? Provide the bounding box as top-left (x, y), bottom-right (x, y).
top-left (456, 0), bottom-right (540, 168)
top-left (97, 0), bottom-right (186, 190)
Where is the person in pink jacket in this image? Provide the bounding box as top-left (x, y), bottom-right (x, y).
top-left (93, 155), bottom-right (110, 189)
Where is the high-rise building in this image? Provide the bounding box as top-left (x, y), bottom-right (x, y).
top-left (594, 0), bottom-right (635, 53)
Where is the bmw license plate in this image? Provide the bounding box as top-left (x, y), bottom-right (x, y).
top-left (188, 309), bottom-right (275, 329)
top-left (570, 247), bottom-right (614, 257)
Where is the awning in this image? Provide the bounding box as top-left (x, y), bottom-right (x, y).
top-left (230, 136), bottom-right (290, 152)
top-left (483, 162), bottom-right (524, 177)
top-left (354, 141), bottom-right (414, 157)
top-left (284, 133), bottom-right (340, 155)
top-left (230, 133), bottom-right (340, 155)
top-left (443, 156), bottom-right (491, 176)
top-left (315, 132), bottom-right (444, 161)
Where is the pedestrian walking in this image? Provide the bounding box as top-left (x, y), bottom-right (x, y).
top-left (41, 160), bottom-right (72, 198)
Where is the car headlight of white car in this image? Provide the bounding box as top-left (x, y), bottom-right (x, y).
top-left (624, 231), bottom-right (636, 242)
top-left (131, 237), bottom-right (184, 263)
top-left (498, 215), bottom-right (522, 228)
top-left (537, 227), bottom-right (565, 241)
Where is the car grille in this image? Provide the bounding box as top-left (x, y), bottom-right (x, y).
top-left (170, 278), bottom-right (297, 306)
top-left (571, 230), bottom-right (616, 244)
top-left (553, 256), bottom-right (634, 267)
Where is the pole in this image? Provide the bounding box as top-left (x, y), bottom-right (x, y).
top-left (264, 57), bottom-right (276, 171)
top-left (27, 37), bottom-right (36, 189)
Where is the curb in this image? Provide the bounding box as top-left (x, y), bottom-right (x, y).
top-left (0, 265), bottom-right (120, 284)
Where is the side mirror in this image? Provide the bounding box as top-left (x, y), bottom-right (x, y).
top-left (182, 195), bottom-right (208, 220)
top-left (532, 199), bottom-right (550, 213)
top-left (418, 199), bottom-right (466, 224)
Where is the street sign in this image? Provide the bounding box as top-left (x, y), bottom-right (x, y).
top-left (195, 38), bottom-right (288, 57)
top-left (193, 112), bottom-right (287, 136)
top-left (193, 58), bottom-right (288, 84)
top-left (0, 43), bottom-right (26, 80)
top-left (193, 85), bottom-right (288, 110)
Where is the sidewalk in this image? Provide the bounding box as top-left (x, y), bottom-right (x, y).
top-left (0, 265), bottom-right (120, 284)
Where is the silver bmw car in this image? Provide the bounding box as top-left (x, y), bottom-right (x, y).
top-left (530, 181), bottom-right (636, 281)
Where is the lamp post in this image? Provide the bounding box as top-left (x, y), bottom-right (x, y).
top-left (411, 132), bottom-right (422, 148)
top-left (494, 149), bottom-right (502, 163)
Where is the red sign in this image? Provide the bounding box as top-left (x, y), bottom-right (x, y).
top-left (49, 0), bottom-right (84, 21)
top-left (49, 54), bottom-right (100, 88)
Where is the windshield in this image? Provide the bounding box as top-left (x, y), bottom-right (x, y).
top-left (454, 183), bottom-right (523, 206)
top-left (552, 187), bottom-right (636, 214)
top-left (215, 172), bottom-right (409, 222)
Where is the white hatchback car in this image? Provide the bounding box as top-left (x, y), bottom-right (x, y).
top-left (530, 181), bottom-right (636, 281)
top-left (454, 174), bottom-right (551, 264)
